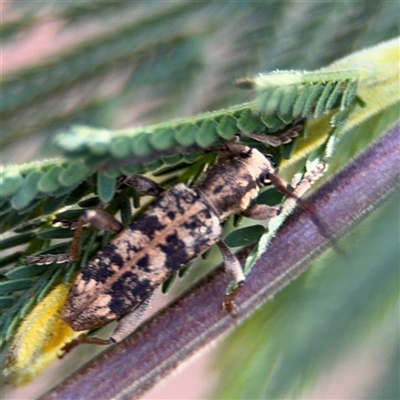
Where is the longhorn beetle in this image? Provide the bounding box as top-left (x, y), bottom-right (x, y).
top-left (60, 138), bottom-right (326, 352)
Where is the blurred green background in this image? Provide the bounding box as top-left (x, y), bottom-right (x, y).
top-left (2, 1), bottom-right (399, 399)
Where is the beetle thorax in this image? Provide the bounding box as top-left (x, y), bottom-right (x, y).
top-left (198, 148), bottom-right (275, 220)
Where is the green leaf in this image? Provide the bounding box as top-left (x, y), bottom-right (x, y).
top-left (143, 159), bottom-right (163, 172)
top-left (55, 126), bottom-right (111, 156)
top-left (0, 278), bottom-right (37, 294)
top-left (292, 83), bottom-right (312, 118)
top-left (42, 195), bottom-right (70, 215)
top-left (255, 188), bottom-right (284, 206)
top-left (259, 87), bottom-right (284, 118)
top-left (216, 115), bottom-right (237, 140)
top-left (302, 83), bottom-right (325, 115)
top-left (225, 225), bottom-right (266, 248)
top-left (120, 164), bottom-right (145, 176)
top-left (324, 80), bottom-right (343, 111)
top-left (149, 128), bottom-right (177, 151)
top-left (196, 120), bottom-right (219, 148)
top-left (237, 109), bottom-right (263, 134)
top-left (0, 252), bottom-right (23, 268)
top-left (110, 136), bottom-right (133, 159)
top-left (278, 85), bottom-right (298, 123)
top-left (97, 174), bottom-right (116, 203)
top-left (175, 124), bottom-right (198, 147)
top-left (37, 166), bottom-right (63, 193)
top-left (37, 228), bottom-right (74, 240)
top-left (0, 296), bottom-right (15, 309)
top-left (0, 170), bottom-right (24, 197)
top-left (4, 264), bottom-right (54, 280)
top-left (55, 209), bottom-right (83, 221)
top-left (10, 171), bottom-right (43, 210)
top-left (161, 154), bottom-right (183, 166)
top-left (161, 274), bottom-right (177, 294)
top-left (0, 232), bottom-right (35, 250)
top-left (131, 133), bottom-right (153, 157)
top-left (58, 162), bottom-right (90, 187)
top-left (260, 113), bottom-right (284, 131)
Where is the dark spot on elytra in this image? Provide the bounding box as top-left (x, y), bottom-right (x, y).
top-left (132, 215), bottom-right (166, 240)
top-left (81, 257), bottom-right (116, 284)
top-left (107, 272), bottom-right (153, 315)
top-left (106, 272), bottom-right (140, 312)
top-left (183, 210), bottom-right (212, 231)
top-left (103, 245), bottom-right (124, 267)
top-left (169, 191), bottom-right (186, 214)
top-left (212, 184), bottom-right (224, 194)
top-left (81, 265), bottom-right (93, 281)
top-left (158, 233), bottom-right (189, 271)
top-left (93, 266), bottom-right (115, 284)
top-left (167, 210), bottom-right (176, 220)
top-left (80, 245), bottom-right (125, 284)
top-left (137, 254), bottom-right (150, 271)
top-left (183, 218), bottom-right (200, 231)
top-left (107, 295), bottom-right (129, 316)
top-left (110, 271), bottom-right (136, 293)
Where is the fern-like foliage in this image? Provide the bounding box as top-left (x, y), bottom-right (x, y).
top-left (2, 2), bottom-right (399, 157)
top-left (1, 1), bottom-right (399, 398)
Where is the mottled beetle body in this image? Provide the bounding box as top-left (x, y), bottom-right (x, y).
top-left (62, 147), bottom-right (276, 337)
top-left (63, 184), bottom-right (222, 331)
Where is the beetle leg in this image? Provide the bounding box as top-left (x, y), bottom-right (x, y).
top-left (70, 175), bottom-right (163, 260)
top-left (110, 291), bottom-right (157, 343)
top-left (118, 175), bottom-right (164, 197)
top-left (281, 161), bottom-right (333, 245)
top-left (241, 130), bottom-right (299, 147)
top-left (59, 292), bottom-right (157, 357)
top-left (240, 204), bottom-right (280, 220)
top-left (210, 138), bottom-right (251, 162)
top-left (81, 209), bottom-right (124, 232)
top-left (69, 209), bottom-right (124, 260)
top-left (240, 119), bottom-right (303, 147)
top-left (59, 333), bottom-right (111, 358)
top-left (281, 161), bottom-right (328, 214)
top-left (24, 253), bottom-right (71, 265)
top-left (217, 240), bottom-right (245, 284)
top-left (216, 240), bottom-right (245, 314)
